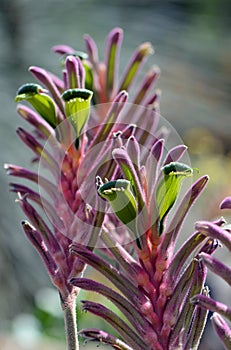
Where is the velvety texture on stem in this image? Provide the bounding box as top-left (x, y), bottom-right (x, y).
top-left (60, 293), bottom-right (79, 350)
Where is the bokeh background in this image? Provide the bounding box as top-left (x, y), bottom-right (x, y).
top-left (0, 0), bottom-right (230, 349)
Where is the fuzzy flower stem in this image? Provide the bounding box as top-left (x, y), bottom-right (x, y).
top-left (60, 293), bottom-right (79, 350)
top-left (18, 196), bottom-right (61, 253)
top-left (146, 138), bottom-right (164, 195)
top-left (112, 147), bottom-right (145, 211)
top-left (65, 55), bottom-right (85, 89)
top-left (4, 164), bottom-right (57, 192)
top-left (84, 34), bottom-right (99, 70)
top-left (168, 261), bottom-right (207, 348)
top-left (16, 127), bottom-right (59, 173)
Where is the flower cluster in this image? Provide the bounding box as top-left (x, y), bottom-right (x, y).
top-left (70, 148), bottom-right (223, 349)
top-left (5, 28), bottom-right (231, 350)
top-left (191, 196), bottom-right (231, 350)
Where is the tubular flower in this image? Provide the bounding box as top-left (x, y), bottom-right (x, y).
top-left (70, 134), bottom-right (224, 349)
top-left (5, 28), bottom-right (160, 349)
top-left (53, 27), bottom-right (159, 107)
top-left (6, 26), bottom-right (230, 350)
top-left (190, 196), bottom-right (231, 350)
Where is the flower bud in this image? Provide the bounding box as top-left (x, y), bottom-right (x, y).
top-left (61, 88), bottom-right (93, 137)
top-left (156, 161), bottom-right (193, 234)
top-left (15, 83), bottom-right (56, 127)
top-left (98, 179), bottom-right (138, 238)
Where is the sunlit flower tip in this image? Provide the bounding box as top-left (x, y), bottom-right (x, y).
top-left (105, 28), bottom-right (123, 96)
top-left (211, 313), bottom-right (231, 350)
top-left (132, 65), bottom-right (160, 106)
top-left (61, 88), bottom-right (93, 137)
top-left (156, 161), bottom-right (194, 235)
top-left (119, 42), bottom-right (154, 92)
top-left (15, 83), bottom-right (48, 96)
top-left (220, 196), bottom-right (231, 210)
top-left (65, 55), bottom-right (85, 89)
top-left (97, 178), bottom-right (138, 235)
top-left (15, 83), bottom-right (57, 128)
top-left (84, 34), bottom-right (99, 68)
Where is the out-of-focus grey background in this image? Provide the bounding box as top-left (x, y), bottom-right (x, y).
top-left (0, 0), bottom-right (230, 349)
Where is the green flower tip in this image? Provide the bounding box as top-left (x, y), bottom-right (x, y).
top-left (161, 162), bottom-right (193, 176)
top-left (61, 88), bottom-right (93, 137)
top-left (60, 51), bottom-right (88, 67)
top-left (15, 83), bottom-right (56, 128)
top-left (98, 179), bottom-right (136, 211)
top-left (15, 83), bottom-right (47, 102)
top-left (157, 162), bottom-right (194, 235)
top-left (98, 178), bottom-right (138, 239)
top-left (67, 50), bottom-right (88, 61)
top-left (139, 42), bottom-right (154, 58)
top-left (61, 88), bottom-right (93, 102)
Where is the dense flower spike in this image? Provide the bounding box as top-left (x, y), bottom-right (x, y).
top-left (72, 147), bottom-right (220, 349)
top-left (6, 28), bottom-right (160, 350)
top-left (6, 27), bottom-right (230, 350)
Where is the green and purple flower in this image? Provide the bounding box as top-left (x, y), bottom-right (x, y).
top-left (5, 28), bottom-right (231, 350)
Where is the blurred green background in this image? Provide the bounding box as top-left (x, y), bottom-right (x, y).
top-left (0, 0), bottom-right (230, 349)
